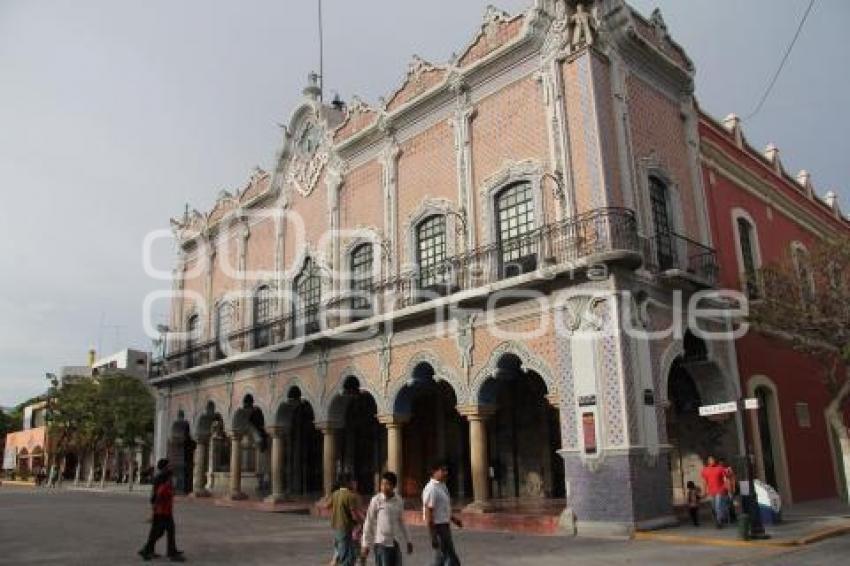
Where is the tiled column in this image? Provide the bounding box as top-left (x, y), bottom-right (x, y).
top-left (459, 405), bottom-right (496, 512)
top-left (265, 427), bottom-right (287, 503)
top-left (192, 435), bottom-right (210, 497)
top-left (229, 433), bottom-right (246, 500)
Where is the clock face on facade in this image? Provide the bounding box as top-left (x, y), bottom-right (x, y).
top-left (287, 120), bottom-right (328, 197)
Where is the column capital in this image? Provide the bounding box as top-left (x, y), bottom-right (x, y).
top-left (266, 426), bottom-right (288, 438)
top-left (314, 421), bottom-right (342, 433)
top-left (377, 414), bottom-right (411, 427)
top-left (456, 404), bottom-right (497, 420)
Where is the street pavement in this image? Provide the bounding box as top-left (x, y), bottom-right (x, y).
top-left (0, 486), bottom-right (846, 565)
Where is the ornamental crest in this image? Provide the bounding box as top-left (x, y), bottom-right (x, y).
top-left (286, 120), bottom-right (328, 197)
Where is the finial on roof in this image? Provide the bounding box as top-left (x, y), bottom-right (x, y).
top-left (722, 113), bottom-right (743, 148)
top-left (764, 143), bottom-right (783, 174)
top-left (303, 71), bottom-right (322, 101)
top-left (796, 170), bottom-right (814, 199)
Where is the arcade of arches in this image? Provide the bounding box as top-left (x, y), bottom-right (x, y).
top-left (166, 355), bottom-right (564, 511)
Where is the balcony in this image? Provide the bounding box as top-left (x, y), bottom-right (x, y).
top-left (152, 208), bottom-right (715, 379)
top-left (643, 231), bottom-right (718, 287)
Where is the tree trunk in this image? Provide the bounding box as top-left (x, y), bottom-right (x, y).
top-left (74, 461), bottom-right (81, 486)
top-left (826, 374), bottom-right (850, 503)
top-left (86, 452), bottom-right (95, 488)
top-left (100, 448), bottom-right (109, 489)
top-left (128, 445), bottom-right (136, 492)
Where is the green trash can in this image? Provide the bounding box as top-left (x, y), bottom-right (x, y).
top-left (738, 513), bottom-right (751, 540)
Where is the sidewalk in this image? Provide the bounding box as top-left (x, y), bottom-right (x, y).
top-left (635, 499), bottom-right (850, 548)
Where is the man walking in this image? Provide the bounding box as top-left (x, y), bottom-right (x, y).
top-left (701, 455), bottom-right (729, 529)
top-left (361, 471), bottom-right (412, 566)
top-left (139, 459), bottom-right (185, 562)
top-left (326, 473), bottom-right (361, 566)
top-left (422, 462), bottom-right (463, 566)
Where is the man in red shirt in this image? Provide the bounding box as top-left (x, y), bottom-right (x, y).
top-left (701, 455), bottom-right (729, 528)
top-left (139, 459), bottom-right (185, 562)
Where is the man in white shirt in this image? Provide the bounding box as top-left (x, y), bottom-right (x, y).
top-left (422, 462), bottom-right (463, 566)
top-left (361, 471), bottom-right (412, 566)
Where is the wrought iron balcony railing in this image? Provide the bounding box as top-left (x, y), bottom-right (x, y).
top-left (643, 231), bottom-right (719, 286)
top-left (152, 207), bottom-right (716, 378)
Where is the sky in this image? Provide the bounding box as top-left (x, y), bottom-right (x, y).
top-left (0, 0), bottom-right (848, 407)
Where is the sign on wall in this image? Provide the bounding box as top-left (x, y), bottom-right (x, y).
top-left (2, 446), bottom-right (16, 470)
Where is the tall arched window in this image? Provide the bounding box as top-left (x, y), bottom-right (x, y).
top-left (496, 182), bottom-right (537, 276)
top-left (416, 215), bottom-right (447, 289)
top-left (186, 314), bottom-right (200, 368)
top-left (649, 176), bottom-right (675, 270)
top-left (295, 259), bottom-right (322, 335)
top-left (737, 217), bottom-right (760, 298)
top-left (350, 244), bottom-right (373, 318)
top-left (215, 302), bottom-right (234, 359)
top-left (253, 286), bottom-right (272, 348)
top-left (791, 244), bottom-right (815, 307)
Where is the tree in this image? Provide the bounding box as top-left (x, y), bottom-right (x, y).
top-left (748, 236), bottom-right (850, 501)
top-left (51, 374), bottom-right (154, 486)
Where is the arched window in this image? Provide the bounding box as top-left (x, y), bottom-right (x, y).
top-left (253, 286), bottom-right (272, 348)
top-left (496, 182), bottom-right (537, 276)
top-left (737, 217), bottom-right (760, 298)
top-left (295, 259), bottom-right (322, 335)
top-left (649, 176), bottom-right (676, 270)
top-left (416, 215), bottom-right (447, 289)
top-left (215, 303), bottom-right (234, 359)
top-left (791, 244), bottom-right (815, 307)
top-left (186, 314), bottom-right (200, 368)
top-left (350, 244), bottom-right (373, 318)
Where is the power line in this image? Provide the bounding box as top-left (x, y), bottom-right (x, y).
top-left (743, 0), bottom-right (816, 121)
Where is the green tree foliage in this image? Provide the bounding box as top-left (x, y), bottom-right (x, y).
top-left (51, 374), bottom-right (154, 458)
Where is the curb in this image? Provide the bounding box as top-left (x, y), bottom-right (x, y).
top-left (633, 522), bottom-right (850, 548)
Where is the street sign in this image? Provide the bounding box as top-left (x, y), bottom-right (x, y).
top-left (698, 401), bottom-right (737, 416)
top-left (699, 398), bottom-right (761, 417)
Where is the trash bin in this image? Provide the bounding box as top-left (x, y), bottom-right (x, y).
top-left (754, 479), bottom-right (782, 525)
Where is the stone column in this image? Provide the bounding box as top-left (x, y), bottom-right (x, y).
top-left (378, 415), bottom-right (408, 478)
top-left (459, 405), bottom-right (496, 512)
top-left (265, 427), bottom-right (287, 503)
top-left (229, 433), bottom-right (246, 500)
top-left (318, 424), bottom-right (339, 496)
top-left (192, 435), bottom-right (210, 497)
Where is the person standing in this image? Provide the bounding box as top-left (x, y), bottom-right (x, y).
top-left (719, 457), bottom-right (738, 524)
top-left (422, 462), bottom-right (463, 566)
top-left (139, 459), bottom-right (185, 562)
top-left (701, 455), bottom-right (729, 528)
top-left (361, 472), bottom-right (412, 566)
top-left (325, 473), bottom-right (362, 566)
top-left (685, 481), bottom-right (701, 526)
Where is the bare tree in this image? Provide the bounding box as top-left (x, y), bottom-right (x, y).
top-left (748, 236), bottom-right (850, 501)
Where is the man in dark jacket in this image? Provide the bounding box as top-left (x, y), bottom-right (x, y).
top-left (139, 459), bottom-right (185, 562)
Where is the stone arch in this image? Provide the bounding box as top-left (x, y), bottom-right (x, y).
top-left (388, 350), bottom-right (465, 414)
top-left (325, 367), bottom-right (385, 419)
top-left (470, 341), bottom-right (557, 404)
top-left (272, 380), bottom-right (320, 428)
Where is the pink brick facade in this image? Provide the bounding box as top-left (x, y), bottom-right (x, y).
top-left (149, 1), bottom-right (846, 535)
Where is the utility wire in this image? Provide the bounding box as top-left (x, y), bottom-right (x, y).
top-left (743, 0), bottom-right (816, 121)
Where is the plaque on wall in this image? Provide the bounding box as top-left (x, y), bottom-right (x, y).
top-left (578, 394), bottom-right (597, 407)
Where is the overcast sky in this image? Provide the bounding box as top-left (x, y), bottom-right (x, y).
top-left (0, 0), bottom-right (847, 407)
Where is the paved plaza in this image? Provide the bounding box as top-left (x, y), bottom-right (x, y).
top-left (0, 486), bottom-right (848, 565)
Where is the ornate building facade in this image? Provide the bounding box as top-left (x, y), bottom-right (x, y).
top-left (151, 0), bottom-right (743, 536)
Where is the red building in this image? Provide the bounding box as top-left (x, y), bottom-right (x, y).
top-left (700, 111), bottom-right (850, 505)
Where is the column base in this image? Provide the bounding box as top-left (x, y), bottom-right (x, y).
top-left (264, 494), bottom-right (290, 504)
top-left (228, 491), bottom-right (248, 501)
top-left (462, 500), bottom-right (496, 514)
top-left (191, 489), bottom-right (211, 498)
top-left (558, 507), bottom-right (577, 536)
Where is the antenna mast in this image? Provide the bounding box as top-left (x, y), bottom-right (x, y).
top-left (318, 0), bottom-right (324, 102)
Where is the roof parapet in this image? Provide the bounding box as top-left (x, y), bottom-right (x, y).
top-left (763, 143), bottom-right (783, 175)
top-left (796, 170), bottom-right (814, 200)
top-left (722, 113), bottom-right (743, 148)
